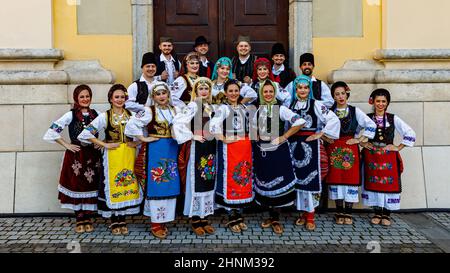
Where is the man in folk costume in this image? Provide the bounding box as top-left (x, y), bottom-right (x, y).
top-left (288, 75), bottom-right (340, 231)
top-left (126, 52), bottom-right (158, 113)
top-left (326, 81), bottom-right (376, 225)
top-left (194, 36), bottom-right (215, 79)
top-left (231, 35), bottom-right (258, 85)
top-left (360, 89), bottom-right (416, 226)
top-left (285, 53), bottom-right (334, 108)
top-left (155, 37), bottom-right (181, 86)
top-left (271, 43), bottom-right (297, 89)
top-left (125, 82), bottom-right (181, 239)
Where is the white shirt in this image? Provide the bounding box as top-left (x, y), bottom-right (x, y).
top-left (159, 54), bottom-right (180, 86)
top-left (272, 64), bottom-right (285, 76)
top-left (285, 76), bottom-right (334, 108)
top-left (125, 75), bottom-right (157, 113)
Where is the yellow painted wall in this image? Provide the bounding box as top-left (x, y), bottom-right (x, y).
top-left (313, 0), bottom-right (382, 81)
top-left (53, 0), bottom-right (132, 85)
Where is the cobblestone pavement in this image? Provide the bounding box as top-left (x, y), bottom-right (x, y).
top-left (426, 212), bottom-right (450, 230)
top-left (0, 212), bottom-right (448, 253)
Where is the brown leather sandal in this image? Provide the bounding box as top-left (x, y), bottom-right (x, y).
top-left (261, 218), bottom-right (273, 228)
top-left (109, 223), bottom-right (122, 236)
top-left (119, 222), bottom-right (129, 235)
top-left (75, 221), bottom-right (86, 234)
top-left (335, 213), bottom-right (345, 225)
top-left (84, 219), bottom-right (94, 233)
top-left (295, 213), bottom-right (306, 226)
top-left (381, 216), bottom-right (392, 226)
top-left (201, 220), bottom-right (215, 235)
top-left (271, 221), bottom-right (284, 235)
top-left (343, 214), bottom-right (353, 225)
top-left (236, 218), bottom-right (248, 231)
top-left (226, 220), bottom-right (241, 233)
top-left (371, 215), bottom-right (382, 225)
top-left (191, 220), bottom-right (206, 236)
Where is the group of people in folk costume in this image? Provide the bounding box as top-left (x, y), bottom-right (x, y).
top-left (44, 35), bottom-right (416, 238)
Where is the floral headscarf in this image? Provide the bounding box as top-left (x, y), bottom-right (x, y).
top-left (211, 57), bottom-right (233, 81)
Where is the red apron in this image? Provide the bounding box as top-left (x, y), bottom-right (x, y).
top-left (326, 136), bottom-right (360, 186)
top-left (363, 147), bottom-right (403, 193)
top-left (225, 138), bottom-right (253, 202)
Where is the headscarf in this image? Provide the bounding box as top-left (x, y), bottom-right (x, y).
top-left (211, 57), bottom-right (233, 81)
top-left (72, 84), bottom-right (96, 121)
top-left (149, 81), bottom-right (172, 106)
top-left (291, 75), bottom-right (312, 101)
top-left (73, 84), bottom-right (92, 110)
top-left (191, 77), bottom-right (213, 103)
top-left (259, 80), bottom-right (278, 116)
top-left (252, 58), bottom-right (275, 82)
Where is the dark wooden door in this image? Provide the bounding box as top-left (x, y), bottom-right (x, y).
top-left (153, 0), bottom-right (288, 61)
top-left (153, 0), bottom-right (220, 60)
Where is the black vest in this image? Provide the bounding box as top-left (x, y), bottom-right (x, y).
top-left (274, 67), bottom-right (296, 88)
top-left (134, 80), bottom-right (149, 105)
top-left (199, 61), bottom-right (215, 78)
top-left (69, 110), bottom-right (98, 144)
top-left (368, 113), bottom-right (396, 144)
top-left (105, 109), bottom-right (133, 143)
top-left (222, 104), bottom-right (250, 137)
top-left (156, 55), bottom-right (180, 77)
top-left (290, 99), bottom-right (318, 131)
top-left (232, 55), bottom-right (257, 82)
top-left (331, 105), bottom-right (358, 137)
top-left (311, 80), bottom-right (323, 101)
top-left (256, 103), bottom-right (285, 138)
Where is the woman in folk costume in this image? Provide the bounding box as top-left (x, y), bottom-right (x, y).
top-left (252, 80), bottom-right (306, 235)
top-left (288, 75), bottom-right (340, 231)
top-left (43, 85), bottom-right (102, 234)
top-left (360, 89), bottom-right (416, 226)
top-left (210, 79), bottom-right (255, 233)
top-left (249, 58), bottom-right (291, 106)
top-left (78, 84), bottom-right (143, 235)
top-left (326, 81), bottom-right (376, 225)
top-left (211, 57), bottom-right (257, 105)
top-left (172, 77), bottom-right (218, 236)
top-left (171, 52), bottom-right (200, 108)
top-left (124, 81), bottom-right (180, 239)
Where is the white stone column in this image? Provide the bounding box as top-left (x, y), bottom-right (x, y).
top-left (132, 0), bottom-right (154, 80)
top-left (289, 0), bottom-right (313, 74)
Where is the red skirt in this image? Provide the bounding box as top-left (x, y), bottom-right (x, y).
top-left (326, 136), bottom-right (361, 186)
top-left (58, 145), bottom-right (102, 209)
top-left (363, 147), bottom-right (403, 193)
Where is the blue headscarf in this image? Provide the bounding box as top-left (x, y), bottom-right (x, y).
top-left (291, 75), bottom-right (313, 102)
top-left (211, 57), bottom-right (233, 81)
